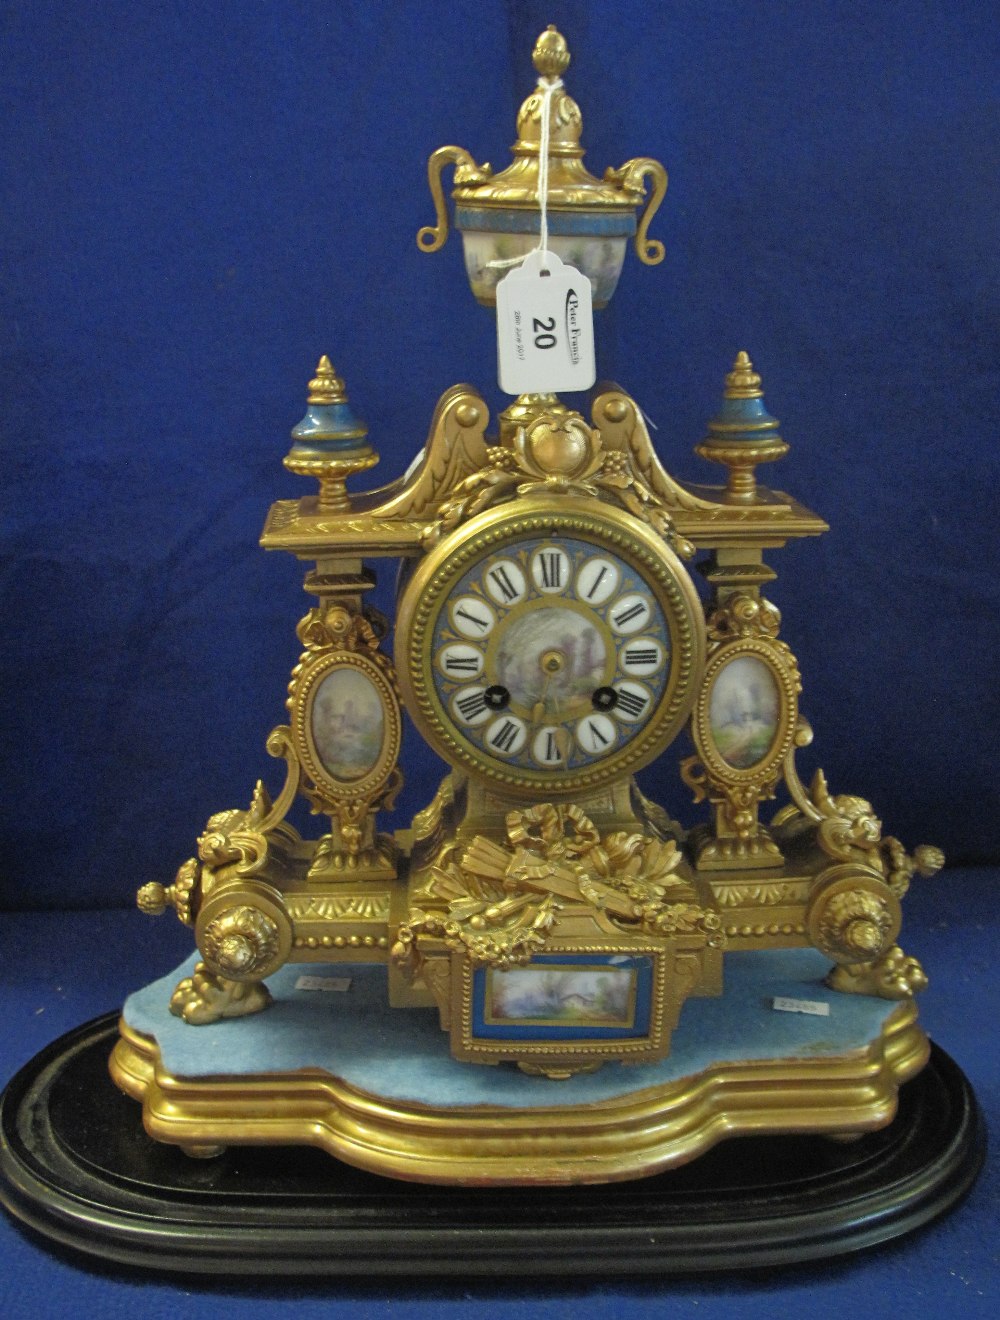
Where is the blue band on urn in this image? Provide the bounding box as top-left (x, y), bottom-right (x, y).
top-left (456, 206), bottom-right (636, 238)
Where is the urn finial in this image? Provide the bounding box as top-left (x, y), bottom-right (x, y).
top-left (695, 352), bottom-right (789, 502)
top-left (306, 355), bottom-right (347, 405)
top-left (532, 25), bottom-right (571, 81)
top-left (285, 358), bottom-right (377, 512)
top-left (417, 25), bottom-right (668, 305)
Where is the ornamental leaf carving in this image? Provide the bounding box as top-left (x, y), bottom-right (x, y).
top-left (592, 389), bottom-right (719, 513)
top-left (706, 593), bottom-right (782, 643)
top-left (358, 386), bottom-right (491, 522)
top-left (776, 720), bottom-right (945, 889)
top-left (393, 804), bottom-right (723, 974)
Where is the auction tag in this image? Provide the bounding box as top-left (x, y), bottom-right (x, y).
top-left (771, 995), bottom-right (830, 1017)
top-left (295, 974), bottom-right (352, 993)
top-left (496, 249), bottom-right (595, 395)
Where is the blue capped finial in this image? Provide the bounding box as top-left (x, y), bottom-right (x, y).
top-left (288, 356), bottom-right (370, 460)
top-left (706, 351), bottom-right (782, 447)
top-left (284, 357), bottom-right (378, 511)
top-left (696, 352), bottom-right (788, 501)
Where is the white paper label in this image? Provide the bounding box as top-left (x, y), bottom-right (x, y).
top-left (295, 975), bottom-right (352, 993)
top-left (496, 250), bottom-right (595, 395)
top-left (771, 995), bottom-right (830, 1017)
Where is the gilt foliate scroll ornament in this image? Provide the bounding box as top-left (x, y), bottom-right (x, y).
top-left (200, 904), bottom-right (282, 980)
top-left (423, 408), bottom-right (690, 557)
top-left (141, 768), bottom-right (303, 934)
top-left (393, 803), bottom-right (722, 976)
top-left (771, 718), bottom-right (944, 998)
top-left (706, 592), bottom-right (782, 643)
top-left (777, 725), bottom-right (945, 884)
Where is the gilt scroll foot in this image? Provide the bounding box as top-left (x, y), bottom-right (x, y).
top-left (169, 962), bottom-right (272, 1025)
top-left (826, 945), bottom-right (928, 1000)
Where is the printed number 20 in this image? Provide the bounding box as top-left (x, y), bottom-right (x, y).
top-left (532, 316), bottom-right (556, 350)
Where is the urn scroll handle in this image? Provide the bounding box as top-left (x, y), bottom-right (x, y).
top-left (417, 146), bottom-right (493, 253)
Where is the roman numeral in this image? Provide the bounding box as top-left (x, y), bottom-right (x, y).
top-left (624, 647), bottom-right (658, 666)
top-left (490, 720), bottom-right (519, 752)
top-left (445, 655), bottom-right (480, 672)
top-left (455, 606), bottom-right (490, 631)
top-left (615, 688), bottom-right (648, 719)
top-left (613, 602), bottom-right (647, 628)
top-left (539, 552), bottom-right (563, 589)
top-left (586, 720), bottom-right (611, 749)
top-left (456, 691), bottom-right (487, 721)
top-left (489, 566), bottom-right (518, 602)
top-left (544, 731), bottom-right (560, 762)
top-left (585, 565), bottom-right (608, 599)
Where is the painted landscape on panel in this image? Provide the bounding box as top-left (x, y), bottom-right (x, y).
top-left (494, 607), bottom-right (606, 716)
top-left (311, 668), bottom-right (384, 782)
top-left (488, 964), bottom-right (636, 1028)
top-left (708, 655), bottom-right (780, 770)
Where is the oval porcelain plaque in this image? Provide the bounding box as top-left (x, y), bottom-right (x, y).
top-left (310, 668), bottom-right (385, 783)
top-left (708, 655), bottom-right (781, 770)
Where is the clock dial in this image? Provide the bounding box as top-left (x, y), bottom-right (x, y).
top-left (437, 642), bottom-right (485, 679)
top-left (428, 535), bottom-right (671, 775)
top-left (451, 685), bottom-right (492, 726)
top-left (449, 596), bottom-right (497, 639)
top-left (395, 500), bottom-right (705, 796)
top-left (575, 556), bottom-right (621, 605)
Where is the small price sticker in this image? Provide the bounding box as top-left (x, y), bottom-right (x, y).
top-left (771, 995), bottom-right (830, 1017)
top-left (294, 975), bottom-right (352, 993)
top-left (496, 250), bottom-right (595, 395)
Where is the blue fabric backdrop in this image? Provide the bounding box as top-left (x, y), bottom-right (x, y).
top-left (2, 0), bottom-right (999, 910)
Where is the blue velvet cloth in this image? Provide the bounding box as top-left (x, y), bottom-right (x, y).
top-left (124, 947), bottom-right (900, 1106)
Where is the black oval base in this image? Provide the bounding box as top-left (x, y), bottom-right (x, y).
top-left (0, 1012), bottom-right (986, 1277)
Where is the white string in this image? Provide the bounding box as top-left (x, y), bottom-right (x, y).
top-left (488, 77), bottom-right (563, 272)
top-left (535, 75), bottom-right (561, 260)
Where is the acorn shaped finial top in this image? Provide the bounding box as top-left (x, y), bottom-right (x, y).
top-left (533, 25), bottom-right (571, 80)
top-left (307, 355), bottom-right (347, 406)
top-left (724, 351), bottom-right (764, 400)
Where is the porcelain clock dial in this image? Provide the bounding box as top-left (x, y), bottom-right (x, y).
top-left (434, 536), bottom-right (669, 772)
top-left (396, 504), bottom-right (705, 796)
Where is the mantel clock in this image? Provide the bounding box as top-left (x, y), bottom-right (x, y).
top-left (117, 27), bottom-right (944, 1183)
